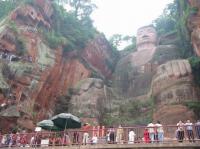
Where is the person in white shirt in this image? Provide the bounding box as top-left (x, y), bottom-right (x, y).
top-left (128, 129), bottom-right (136, 144)
top-left (147, 122), bottom-right (155, 143)
top-left (155, 121), bottom-right (164, 142)
top-left (185, 120), bottom-right (194, 142)
top-left (91, 134), bottom-right (98, 145)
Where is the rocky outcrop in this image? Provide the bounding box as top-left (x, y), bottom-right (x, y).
top-left (151, 60), bottom-right (193, 96)
top-left (151, 59), bottom-right (199, 123)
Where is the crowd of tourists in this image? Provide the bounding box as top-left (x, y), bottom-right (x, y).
top-left (105, 120), bottom-right (200, 144)
top-left (0, 120), bottom-right (200, 147)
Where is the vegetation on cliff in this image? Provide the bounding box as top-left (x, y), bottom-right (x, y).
top-left (109, 34), bottom-right (136, 52)
top-left (49, 0), bottom-right (96, 50)
top-left (0, 0), bottom-right (98, 52)
top-left (189, 56), bottom-right (200, 86)
top-left (0, 0), bottom-right (18, 20)
top-left (153, 0), bottom-right (194, 58)
top-left (49, 0), bottom-right (98, 51)
top-left (184, 101), bottom-right (200, 118)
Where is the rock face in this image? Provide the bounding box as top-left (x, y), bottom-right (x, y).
top-left (151, 60), bottom-right (199, 123)
top-left (151, 60), bottom-right (193, 97)
top-left (69, 78), bottom-right (106, 122)
top-left (153, 105), bottom-right (196, 125)
top-left (0, 1), bottom-right (117, 131)
top-left (81, 35), bottom-right (116, 79)
top-left (188, 0), bottom-right (200, 56)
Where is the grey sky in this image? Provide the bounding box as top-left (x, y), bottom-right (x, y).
top-left (91, 0), bottom-right (173, 39)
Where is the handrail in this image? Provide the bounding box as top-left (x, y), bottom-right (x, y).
top-left (0, 125), bottom-right (199, 148)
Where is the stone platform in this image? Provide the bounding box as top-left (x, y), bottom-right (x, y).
top-left (12, 142), bottom-right (200, 149)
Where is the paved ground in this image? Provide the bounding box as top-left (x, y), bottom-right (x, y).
top-left (11, 142), bottom-right (200, 149)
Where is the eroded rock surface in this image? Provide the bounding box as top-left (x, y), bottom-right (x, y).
top-left (69, 78), bottom-right (109, 124)
top-left (0, 1), bottom-right (117, 131)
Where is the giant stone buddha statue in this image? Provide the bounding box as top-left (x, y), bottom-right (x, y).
top-left (114, 24), bottom-right (199, 124)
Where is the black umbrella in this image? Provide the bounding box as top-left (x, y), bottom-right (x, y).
top-left (51, 113), bottom-right (81, 130)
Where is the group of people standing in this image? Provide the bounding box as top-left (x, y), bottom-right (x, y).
top-left (144, 121), bottom-right (164, 143)
top-left (106, 122), bottom-right (163, 144)
top-left (106, 120), bottom-right (200, 144)
top-left (176, 120), bottom-right (200, 143)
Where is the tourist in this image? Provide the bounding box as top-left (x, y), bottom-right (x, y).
top-left (30, 135), bottom-right (35, 147)
top-left (106, 131), bottom-right (110, 143)
top-left (91, 134), bottom-right (98, 145)
top-left (1, 134), bottom-right (6, 147)
top-left (185, 120), bottom-right (195, 142)
top-left (5, 133), bottom-right (11, 147)
top-left (73, 131), bottom-right (79, 144)
top-left (82, 132), bottom-right (89, 145)
top-left (128, 129), bottom-right (136, 144)
top-left (116, 125), bottom-right (124, 144)
top-left (155, 121), bottom-right (164, 142)
top-left (0, 131), bottom-right (2, 147)
top-left (143, 128), bottom-right (150, 143)
top-left (147, 122), bottom-right (155, 143)
top-left (82, 123), bottom-right (90, 145)
top-left (195, 120), bottom-right (200, 139)
top-left (176, 120), bottom-right (184, 142)
top-left (108, 126), bottom-right (115, 144)
top-left (62, 133), bottom-right (71, 146)
top-left (15, 132), bottom-right (21, 147)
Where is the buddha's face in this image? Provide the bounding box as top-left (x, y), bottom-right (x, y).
top-left (136, 26), bottom-right (157, 46)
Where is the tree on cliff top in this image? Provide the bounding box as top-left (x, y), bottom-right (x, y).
top-left (53, 0), bottom-right (97, 20)
top-left (50, 1), bottom-right (97, 51)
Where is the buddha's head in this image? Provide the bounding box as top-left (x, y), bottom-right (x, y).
top-left (136, 25), bottom-right (157, 51)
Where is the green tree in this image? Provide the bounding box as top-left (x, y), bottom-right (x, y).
top-left (68, 0), bottom-right (97, 19)
top-left (53, 0), bottom-right (97, 20)
top-left (46, 2), bottom-right (97, 51)
top-left (109, 34), bottom-right (123, 49)
top-left (123, 36), bottom-right (136, 52)
top-left (153, 2), bottom-right (177, 36)
top-left (0, 0), bottom-right (18, 20)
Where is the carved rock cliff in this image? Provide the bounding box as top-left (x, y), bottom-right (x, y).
top-left (0, 1), bottom-right (117, 131)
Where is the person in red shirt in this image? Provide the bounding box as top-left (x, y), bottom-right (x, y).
top-left (82, 123), bottom-right (91, 145)
top-left (144, 128), bottom-right (150, 143)
top-left (20, 134), bottom-right (27, 147)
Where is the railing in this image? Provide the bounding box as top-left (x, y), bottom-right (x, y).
top-left (0, 125), bottom-right (199, 148)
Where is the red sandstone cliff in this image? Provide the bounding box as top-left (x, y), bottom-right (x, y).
top-left (0, 0), bottom-right (117, 132)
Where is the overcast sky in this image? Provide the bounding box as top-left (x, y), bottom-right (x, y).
top-left (91, 0), bottom-right (173, 39)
